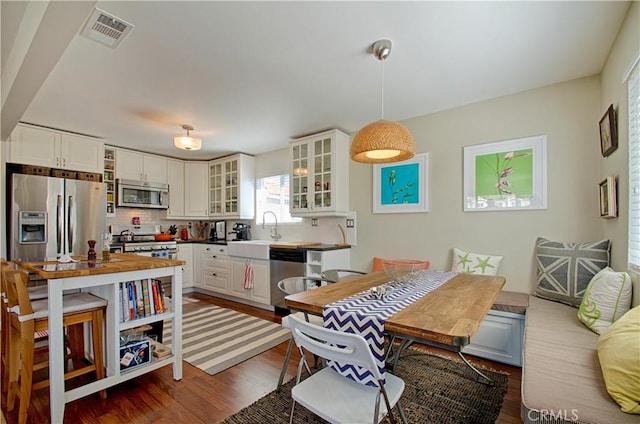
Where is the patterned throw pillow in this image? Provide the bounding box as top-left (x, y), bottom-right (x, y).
top-left (451, 248), bottom-right (503, 276)
top-left (577, 267), bottom-right (632, 334)
top-left (534, 237), bottom-right (610, 307)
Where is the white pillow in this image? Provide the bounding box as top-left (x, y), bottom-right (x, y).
top-left (451, 248), bottom-right (503, 276)
top-left (577, 267), bottom-right (632, 334)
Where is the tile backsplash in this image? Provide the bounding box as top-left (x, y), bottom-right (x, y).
top-left (107, 208), bottom-right (357, 245)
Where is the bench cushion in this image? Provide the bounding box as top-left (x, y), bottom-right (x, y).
top-left (521, 296), bottom-right (636, 423)
top-left (492, 290), bottom-right (529, 315)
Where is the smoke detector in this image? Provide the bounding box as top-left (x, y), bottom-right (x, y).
top-left (80, 8), bottom-right (134, 49)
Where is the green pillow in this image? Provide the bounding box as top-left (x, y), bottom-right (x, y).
top-left (577, 267), bottom-right (632, 334)
top-left (596, 306), bottom-right (640, 414)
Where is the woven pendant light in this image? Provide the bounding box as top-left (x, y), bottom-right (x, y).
top-left (351, 39), bottom-right (415, 163)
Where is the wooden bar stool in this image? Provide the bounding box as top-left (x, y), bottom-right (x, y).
top-left (5, 268), bottom-right (108, 424)
top-left (1, 261), bottom-right (51, 393)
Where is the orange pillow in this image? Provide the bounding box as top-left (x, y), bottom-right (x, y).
top-left (372, 257), bottom-right (430, 272)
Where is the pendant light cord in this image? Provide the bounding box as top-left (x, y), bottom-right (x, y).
top-left (380, 59), bottom-right (385, 120)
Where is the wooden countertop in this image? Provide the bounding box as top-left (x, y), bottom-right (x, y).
top-left (14, 253), bottom-right (185, 279)
top-left (285, 271), bottom-right (505, 348)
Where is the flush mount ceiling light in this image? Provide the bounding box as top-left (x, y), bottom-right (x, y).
top-left (350, 39), bottom-right (416, 163)
top-left (174, 124), bottom-right (202, 151)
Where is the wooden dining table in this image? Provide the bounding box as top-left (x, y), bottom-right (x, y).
top-left (285, 270), bottom-right (506, 377)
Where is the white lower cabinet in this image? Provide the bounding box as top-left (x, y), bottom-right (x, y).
top-left (177, 244), bottom-right (193, 288)
top-left (202, 245), bottom-right (230, 294)
top-left (461, 309), bottom-right (524, 366)
top-left (192, 245), bottom-right (204, 288)
top-left (230, 257), bottom-right (270, 305)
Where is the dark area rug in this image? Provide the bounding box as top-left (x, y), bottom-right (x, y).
top-left (222, 350), bottom-right (508, 423)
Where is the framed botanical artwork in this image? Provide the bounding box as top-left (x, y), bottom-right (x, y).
top-left (599, 175), bottom-right (617, 218)
top-left (599, 104), bottom-right (618, 157)
top-left (373, 153), bottom-right (429, 213)
top-left (463, 135), bottom-right (547, 212)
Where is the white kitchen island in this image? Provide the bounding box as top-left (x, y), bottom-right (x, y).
top-left (15, 253), bottom-right (184, 424)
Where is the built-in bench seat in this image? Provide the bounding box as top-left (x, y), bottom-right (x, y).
top-left (521, 296), bottom-right (637, 423)
top-left (462, 290), bottom-right (529, 366)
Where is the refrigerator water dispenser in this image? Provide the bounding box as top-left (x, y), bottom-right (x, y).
top-left (19, 211), bottom-right (47, 244)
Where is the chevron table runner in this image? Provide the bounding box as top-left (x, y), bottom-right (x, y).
top-left (322, 269), bottom-right (456, 386)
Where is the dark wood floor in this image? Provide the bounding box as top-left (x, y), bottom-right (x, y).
top-left (2, 293), bottom-right (523, 423)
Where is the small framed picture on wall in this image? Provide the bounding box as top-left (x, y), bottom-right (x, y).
top-left (599, 175), bottom-right (617, 218)
top-left (599, 104), bottom-right (618, 157)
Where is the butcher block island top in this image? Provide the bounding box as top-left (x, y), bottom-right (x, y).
top-left (14, 253), bottom-right (185, 279)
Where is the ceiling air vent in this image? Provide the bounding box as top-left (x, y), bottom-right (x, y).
top-left (80, 8), bottom-right (134, 49)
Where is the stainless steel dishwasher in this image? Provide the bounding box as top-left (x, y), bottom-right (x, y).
top-left (269, 247), bottom-right (306, 311)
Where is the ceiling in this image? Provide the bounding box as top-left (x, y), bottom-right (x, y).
top-left (1, 1), bottom-right (631, 160)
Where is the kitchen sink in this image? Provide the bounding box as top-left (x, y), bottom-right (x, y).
top-left (227, 240), bottom-right (272, 259)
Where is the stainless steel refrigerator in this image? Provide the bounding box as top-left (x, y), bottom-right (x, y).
top-left (9, 173), bottom-right (106, 261)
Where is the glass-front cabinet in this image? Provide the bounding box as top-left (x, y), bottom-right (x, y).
top-left (290, 129), bottom-right (350, 216)
top-left (209, 162), bottom-right (223, 215)
top-left (223, 159), bottom-right (239, 214)
top-left (209, 154), bottom-right (255, 219)
top-left (104, 146), bottom-right (116, 217)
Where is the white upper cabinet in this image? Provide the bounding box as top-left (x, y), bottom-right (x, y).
top-left (290, 129), bottom-right (350, 217)
top-left (9, 123), bottom-right (104, 174)
top-left (115, 149), bottom-right (167, 184)
top-left (184, 162), bottom-right (209, 217)
top-left (166, 159), bottom-right (185, 217)
top-left (209, 153), bottom-right (255, 219)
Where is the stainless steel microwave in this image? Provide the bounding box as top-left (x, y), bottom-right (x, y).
top-left (116, 179), bottom-right (169, 209)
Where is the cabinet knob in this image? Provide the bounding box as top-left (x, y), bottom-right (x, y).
top-left (219, 249), bottom-right (224, 252)
top-left (212, 273), bottom-right (217, 277)
top-left (206, 247), bottom-right (210, 251)
top-left (212, 255), bottom-right (216, 259)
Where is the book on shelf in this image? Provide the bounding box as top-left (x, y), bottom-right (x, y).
top-left (148, 279), bottom-right (156, 314)
top-left (134, 280), bottom-right (145, 318)
top-left (141, 279), bottom-right (152, 317)
top-left (151, 280), bottom-right (161, 314)
top-left (127, 282), bottom-right (135, 321)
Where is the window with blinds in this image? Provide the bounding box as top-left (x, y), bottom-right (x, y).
top-left (629, 60), bottom-right (640, 271)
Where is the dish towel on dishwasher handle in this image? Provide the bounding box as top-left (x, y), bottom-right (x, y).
top-left (243, 260), bottom-right (254, 289)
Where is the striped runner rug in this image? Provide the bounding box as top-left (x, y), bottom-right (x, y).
top-left (163, 305), bottom-right (290, 375)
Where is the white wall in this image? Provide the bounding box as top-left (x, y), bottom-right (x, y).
top-left (599, 2), bottom-right (640, 305)
top-left (348, 76), bottom-right (603, 293)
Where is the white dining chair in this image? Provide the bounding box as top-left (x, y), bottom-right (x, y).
top-left (276, 277), bottom-right (325, 391)
top-left (287, 314), bottom-right (407, 424)
top-left (320, 268), bottom-right (366, 283)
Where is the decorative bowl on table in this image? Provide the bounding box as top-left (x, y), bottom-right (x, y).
top-left (381, 259), bottom-right (427, 286)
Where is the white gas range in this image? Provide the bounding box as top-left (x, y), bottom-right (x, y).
top-left (110, 225), bottom-right (178, 259)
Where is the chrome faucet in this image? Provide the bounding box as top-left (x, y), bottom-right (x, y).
top-left (262, 211), bottom-right (281, 240)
